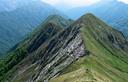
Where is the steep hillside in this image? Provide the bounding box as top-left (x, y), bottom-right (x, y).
top-left (0, 0), bottom-right (66, 56)
top-left (50, 14), bottom-right (128, 82)
top-left (66, 0), bottom-right (128, 37)
top-left (0, 19), bottom-right (85, 82)
top-left (0, 13), bottom-right (128, 82)
top-left (0, 14), bottom-right (72, 81)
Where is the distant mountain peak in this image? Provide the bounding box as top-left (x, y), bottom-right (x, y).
top-left (81, 13), bottom-right (96, 19)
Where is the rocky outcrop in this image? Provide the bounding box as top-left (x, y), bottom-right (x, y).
top-left (33, 31), bottom-right (85, 82)
top-left (30, 25), bottom-right (86, 82)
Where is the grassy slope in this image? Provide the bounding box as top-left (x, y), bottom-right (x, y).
top-left (50, 14), bottom-right (128, 82)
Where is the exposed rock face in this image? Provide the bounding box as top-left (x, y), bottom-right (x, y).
top-left (33, 34), bottom-right (85, 82)
top-left (30, 25), bottom-right (86, 82)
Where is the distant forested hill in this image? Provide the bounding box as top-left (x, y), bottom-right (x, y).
top-left (0, 0), bottom-right (64, 56)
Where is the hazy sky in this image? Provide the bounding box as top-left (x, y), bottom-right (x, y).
top-left (41, 0), bottom-right (128, 9)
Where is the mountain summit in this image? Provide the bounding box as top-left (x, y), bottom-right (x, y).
top-left (66, 0), bottom-right (128, 37)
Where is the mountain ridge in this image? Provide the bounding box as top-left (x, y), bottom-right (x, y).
top-left (0, 13), bottom-right (128, 82)
top-left (50, 13), bottom-right (128, 82)
top-left (66, 0), bottom-right (128, 37)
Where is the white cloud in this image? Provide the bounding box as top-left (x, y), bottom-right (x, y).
top-left (118, 0), bottom-right (128, 4)
top-left (63, 0), bottom-right (100, 7)
top-left (42, 0), bottom-right (60, 5)
top-left (41, 0), bottom-right (100, 8)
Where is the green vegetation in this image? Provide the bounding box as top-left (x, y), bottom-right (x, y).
top-left (0, 13), bottom-right (128, 82)
top-left (49, 14), bottom-right (128, 82)
top-left (0, 15), bottom-right (70, 81)
top-left (0, 47), bottom-right (28, 81)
